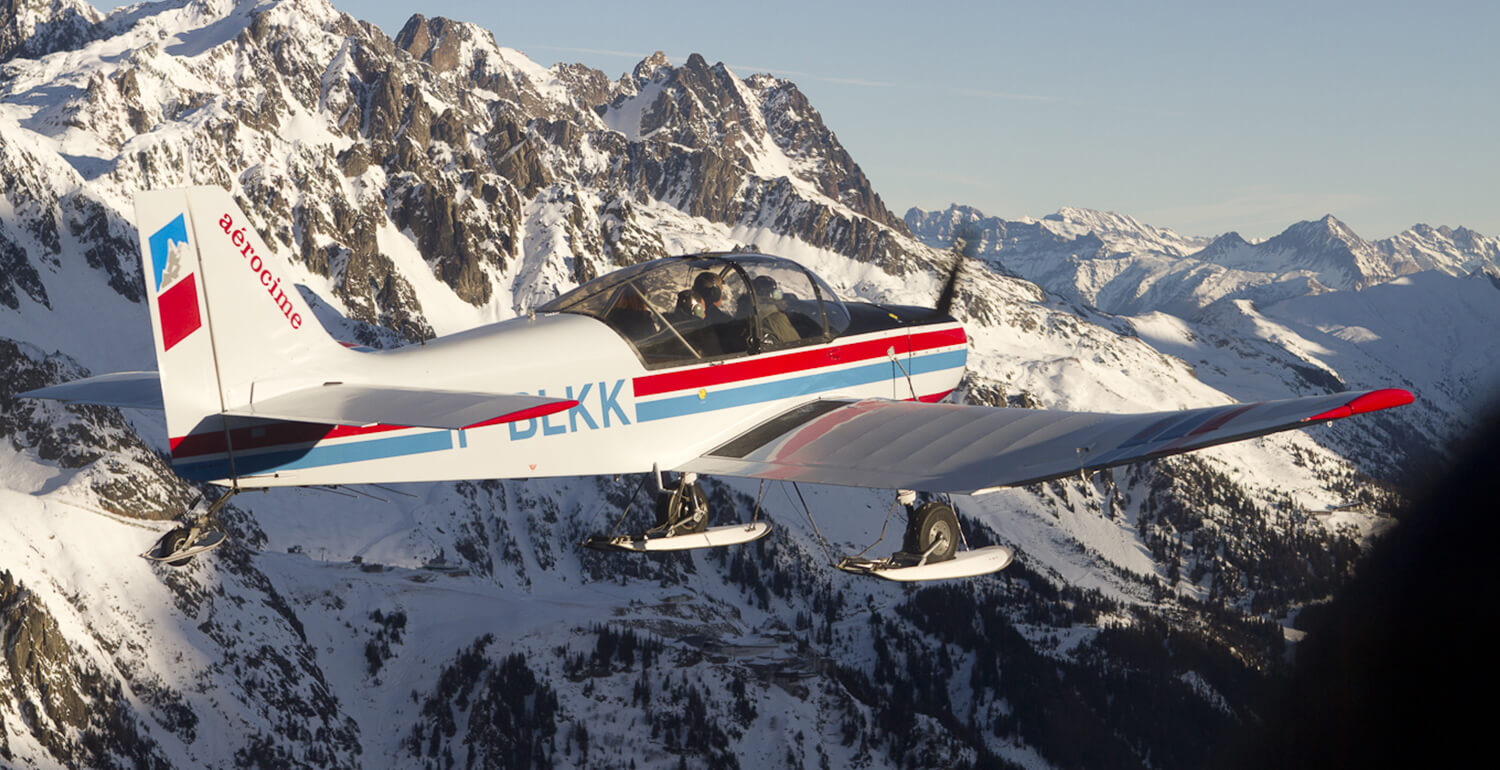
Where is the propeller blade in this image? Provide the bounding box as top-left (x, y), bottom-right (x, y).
top-left (932, 225), bottom-right (976, 318)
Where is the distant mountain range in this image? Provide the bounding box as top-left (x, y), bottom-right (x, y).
top-left (2, 1), bottom-right (1496, 768)
top-left (907, 204), bottom-right (1500, 317)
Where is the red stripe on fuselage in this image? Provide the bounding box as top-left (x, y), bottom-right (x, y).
top-left (916, 389), bottom-right (954, 403)
top-left (633, 326), bottom-right (967, 398)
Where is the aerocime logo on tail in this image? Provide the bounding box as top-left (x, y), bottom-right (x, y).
top-left (218, 212), bottom-right (303, 330)
top-left (149, 214), bottom-right (201, 351)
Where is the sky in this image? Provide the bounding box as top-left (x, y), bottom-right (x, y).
top-left (110, 0), bottom-right (1499, 240)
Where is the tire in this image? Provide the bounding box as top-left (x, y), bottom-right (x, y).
top-left (903, 501), bottom-right (958, 562)
top-left (160, 527), bottom-right (196, 567)
top-left (656, 481), bottom-right (709, 534)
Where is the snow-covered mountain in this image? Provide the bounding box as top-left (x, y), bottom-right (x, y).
top-left (908, 204), bottom-right (1500, 320)
top-left (908, 204), bottom-right (1500, 465)
top-left (0, 1), bottom-right (1482, 768)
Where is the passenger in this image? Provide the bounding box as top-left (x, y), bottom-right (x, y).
top-left (753, 275), bottom-right (799, 346)
top-left (604, 288), bottom-right (656, 341)
top-left (670, 289), bottom-right (706, 324)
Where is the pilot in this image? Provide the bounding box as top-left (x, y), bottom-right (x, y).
top-left (693, 271), bottom-right (745, 353)
top-left (753, 275), bottom-right (799, 345)
top-left (692, 272), bottom-right (731, 324)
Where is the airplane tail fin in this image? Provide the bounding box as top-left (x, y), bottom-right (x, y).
top-left (135, 186), bottom-right (348, 456)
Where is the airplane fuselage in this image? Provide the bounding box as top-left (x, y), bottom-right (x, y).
top-left (171, 307), bottom-right (967, 487)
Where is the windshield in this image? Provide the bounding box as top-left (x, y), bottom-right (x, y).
top-left (539, 253), bottom-right (849, 367)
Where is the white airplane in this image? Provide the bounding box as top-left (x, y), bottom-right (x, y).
top-left (22, 187), bottom-right (1415, 580)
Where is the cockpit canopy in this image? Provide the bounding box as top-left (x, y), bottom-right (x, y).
top-left (539, 253), bottom-right (851, 368)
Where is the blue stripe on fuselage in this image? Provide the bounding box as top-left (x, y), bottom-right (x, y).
top-left (174, 429), bottom-right (453, 480)
top-left (635, 349), bottom-right (966, 423)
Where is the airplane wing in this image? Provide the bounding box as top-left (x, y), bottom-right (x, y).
top-left (683, 389), bottom-right (1414, 495)
top-left (19, 371), bottom-right (164, 410)
top-left (22, 374), bottom-right (575, 431)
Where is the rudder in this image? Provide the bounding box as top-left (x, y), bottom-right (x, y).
top-left (135, 186), bottom-right (346, 471)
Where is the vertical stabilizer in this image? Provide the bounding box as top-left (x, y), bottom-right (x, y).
top-left (135, 186), bottom-right (346, 476)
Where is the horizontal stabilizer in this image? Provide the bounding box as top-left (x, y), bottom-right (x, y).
top-left (20, 371), bottom-right (164, 410)
top-left (224, 384), bottom-right (578, 430)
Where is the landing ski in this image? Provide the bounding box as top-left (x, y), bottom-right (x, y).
top-left (585, 521), bottom-right (772, 553)
top-left (837, 545), bottom-right (1013, 581)
top-left (142, 527), bottom-right (227, 563)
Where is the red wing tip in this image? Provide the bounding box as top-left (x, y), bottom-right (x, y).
top-left (1306, 388), bottom-right (1415, 422)
top-left (1352, 388), bottom-right (1415, 413)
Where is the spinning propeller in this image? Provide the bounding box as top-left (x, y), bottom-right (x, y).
top-left (929, 224), bottom-right (977, 319)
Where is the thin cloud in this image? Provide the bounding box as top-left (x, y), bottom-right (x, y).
top-left (1143, 187), bottom-right (1379, 238)
top-left (903, 168), bottom-right (1005, 190)
top-left (820, 76), bottom-right (901, 88)
top-left (952, 87), bottom-right (1061, 103)
top-left (725, 63), bottom-right (814, 79)
top-left (527, 45), bottom-right (654, 60)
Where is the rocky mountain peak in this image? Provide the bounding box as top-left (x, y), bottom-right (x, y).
top-left (1282, 214), bottom-right (1370, 251)
top-left (631, 49), bottom-right (671, 85)
top-left (1209, 230), bottom-right (1249, 248)
top-left (394, 14), bottom-right (476, 74)
top-left (595, 50), bottom-right (907, 255)
top-left (904, 204), bottom-right (999, 249)
top-left (626, 50), bottom-right (763, 151)
top-left (746, 73), bottom-right (900, 229)
top-left (1378, 221), bottom-right (1500, 276)
top-left (0, 0), bottom-right (100, 64)
top-left (1231, 214), bottom-right (1390, 290)
top-left (1194, 230), bottom-right (1251, 260)
top-left (1039, 206), bottom-right (1205, 258)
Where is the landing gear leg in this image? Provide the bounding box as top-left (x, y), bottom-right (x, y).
top-left (143, 488), bottom-right (234, 566)
top-left (653, 472), bottom-right (709, 537)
